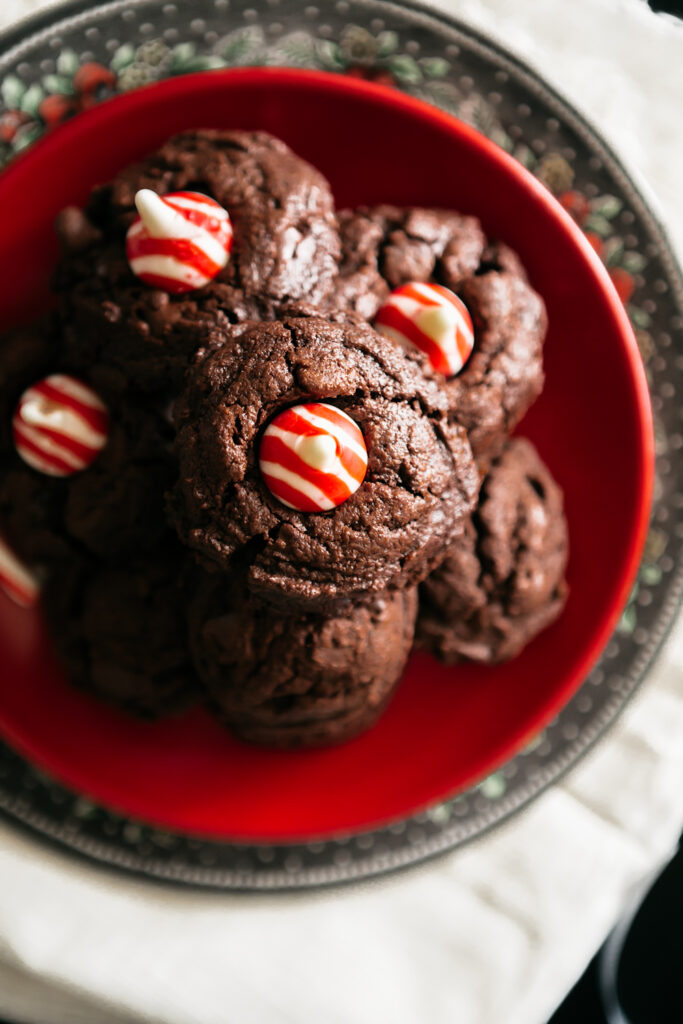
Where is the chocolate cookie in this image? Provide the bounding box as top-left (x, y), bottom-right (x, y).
top-left (188, 571), bottom-right (418, 748)
top-left (55, 130), bottom-right (340, 394)
top-left (171, 314), bottom-right (480, 612)
top-left (331, 205), bottom-right (486, 320)
top-left (43, 548), bottom-right (197, 718)
top-left (446, 262), bottom-right (547, 466)
top-left (64, 398), bottom-right (176, 559)
top-left (418, 438), bottom-right (568, 663)
top-left (332, 208), bottom-right (546, 464)
top-left (0, 397), bottom-right (175, 567)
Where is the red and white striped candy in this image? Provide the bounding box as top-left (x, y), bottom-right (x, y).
top-left (126, 189), bottom-right (233, 294)
top-left (12, 374), bottom-right (109, 477)
top-left (374, 282), bottom-right (474, 377)
top-left (259, 403), bottom-right (368, 513)
top-left (0, 535), bottom-right (41, 608)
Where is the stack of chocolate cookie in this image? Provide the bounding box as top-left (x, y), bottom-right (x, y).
top-left (0, 130), bottom-right (568, 747)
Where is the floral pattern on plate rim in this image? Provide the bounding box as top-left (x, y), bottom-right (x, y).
top-left (0, 23), bottom-right (656, 375)
top-left (0, 0), bottom-right (679, 887)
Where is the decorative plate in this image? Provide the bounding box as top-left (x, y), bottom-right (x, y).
top-left (0, 0), bottom-right (680, 890)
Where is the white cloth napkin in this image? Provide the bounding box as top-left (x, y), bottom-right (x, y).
top-left (0, 1), bottom-right (682, 1022)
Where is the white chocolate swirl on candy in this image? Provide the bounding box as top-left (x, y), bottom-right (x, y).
top-left (126, 189), bottom-right (233, 294)
top-left (259, 403), bottom-right (368, 513)
top-left (12, 374), bottom-right (109, 477)
top-left (374, 281), bottom-right (474, 378)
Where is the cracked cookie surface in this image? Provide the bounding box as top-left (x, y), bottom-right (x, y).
top-left (188, 571), bottom-right (418, 748)
top-left (171, 314), bottom-right (480, 612)
top-left (54, 130), bottom-right (341, 395)
top-left (43, 547), bottom-right (198, 719)
top-left (418, 437), bottom-right (568, 663)
top-left (331, 208), bottom-right (547, 465)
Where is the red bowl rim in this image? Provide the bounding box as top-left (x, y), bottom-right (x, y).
top-left (0, 68), bottom-right (655, 833)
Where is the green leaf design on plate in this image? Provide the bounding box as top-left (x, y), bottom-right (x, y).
top-left (622, 250), bottom-right (647, 274)
top-left (110, 43), bottom-right (136, 72)
top-left (12, 123), bottom-right (42, 151)
top-left (387, 54), bottom-right (423, 84)
top-left (41, 74), bottom-right (75, 96)
top-left (628, 305), bottom-right (651, 329)
top-left (220, 25), bottom-right (265, 63)
top-left (617, 604), bottom-right (637, 634)
top-left (490, 127), bottom-right (513, 152)
top-left (56, 48), bottom-right (79, 77)
top-left (466, 96), bottom-right (500, 137)
top-left (583, 212), bottom-right (612, 237)
top-left (420, 77), bottom-right (461, 114)
top-left (375, 30), bottom-right (399, 57)
top-left (272, 31), bottom-right (317, 67)
top-left (19, 83), bottom-right (44, 117)
top-left (315, 39), bottom-right (345, 69)
top-left (425, 803), bottom-right (452, 824)
top-left (1, 74), bottom-right (26, 109)
top-left (590, 194), bottom-right (623, 219)
top-left (420, 56), bottom-right (450, 78)
top-left (640, 563), bottom-right (663, 586)
top-left (479, 772), bottom-right (506, 799)
top-left (604, 238), bottom-right (625, 267)
top-left (172, 55), bottom-right (227, 74)
top-left (514, 142), bottom-right (536, 170)
top-left (169, 42), bottom-right (197, 72)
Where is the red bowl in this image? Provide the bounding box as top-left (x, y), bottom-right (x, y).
top-left (0, 69), bottom-right (653, 841)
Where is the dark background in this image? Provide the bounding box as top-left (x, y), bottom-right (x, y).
top-left (650, 0), bottom-right (683, 12)
top-left (549, 838), bottom-right (683, 1022)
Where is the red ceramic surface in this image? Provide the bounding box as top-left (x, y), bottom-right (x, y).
top-left (0, 69), bottom-right (654, 841)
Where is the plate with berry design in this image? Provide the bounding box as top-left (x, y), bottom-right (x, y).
top-left (0, 0), bottom-right (678, 891)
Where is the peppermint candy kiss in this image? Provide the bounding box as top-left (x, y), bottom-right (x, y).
top-left (0, 535), bottom-right (40, 608)
top-left (374, 282), bottom-right (474, 377)
top-left (12, 375), bottom-right (109, 477)
top-left (126, 189), bottom-right (233, 294)
top-left (259, 403), bottom-right (368, 513)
